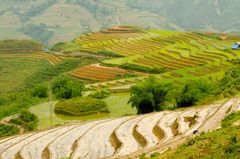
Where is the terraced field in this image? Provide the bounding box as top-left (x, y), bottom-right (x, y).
top-left (70, 64), bottom-right (143, 82)
top-left (1, 98), bottom-right (239, 159)
top-left (71, 27), bottom-right (236, 71)
top-left (60, 26), bottom-right (240, 91)
top-left (0, 53), bottom-right (62, 65)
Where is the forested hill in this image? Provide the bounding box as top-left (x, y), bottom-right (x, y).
top-left (0, 0), bottom-right (239, 44)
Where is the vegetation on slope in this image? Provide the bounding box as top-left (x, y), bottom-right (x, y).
top-left (0, 38), bottom-right (100, 119)
top-left (54, 97), bottom-right (109, 116)
top-left (129, 65), bottom-right (240, 114)
top-left (52, 75), bottom-right (85, 99)
top-left (51, 42), bottom-right (82, 53)
top-left (24, 59), bottom-right (94, 88)
top-left (89, 89), bottom-right (110, 99)
top-left (129, 77), bottom-right (173, 114)
top-left (9, 111), bottom-right (39, 132)
top-left (0, 39), bottom-right (43, 52)
top-left (119, 63), bottom-right (166, 74)
top-left (142, 111), bottom-right (240, 159)
top-left (0, 111), bottom-right (39, 138)
top-left (1, 0), bottom-right (240, 44)
top-left (0, 124), bottom-right (19, 138)
top-left (129, 76), bottom-right (217, 114)
top-left (21, 23), bottom-right (54, 44)
top-left (0, 58), bottom-right (49, 93)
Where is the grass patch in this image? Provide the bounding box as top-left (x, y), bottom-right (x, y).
top-left (29, 93), bottom-right (136, 129)
top-left (0, 58), bottom-right (49, 93)
top-left (0, 39), bottom-right (43, 52)
top-left (51, 42), bottom-right (82, 53)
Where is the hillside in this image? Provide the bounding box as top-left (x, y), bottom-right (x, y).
top-left (0, 27), bottom-right (240, 159)
top-left (51, 26), bottom-right (240, 97)
top-left (0, 98), bottom-right (239, 159)
top-left (0, 0), bottom-right (240, 44)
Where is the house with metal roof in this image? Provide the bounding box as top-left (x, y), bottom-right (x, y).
top-left (232, 42), bottom-right (240, 49)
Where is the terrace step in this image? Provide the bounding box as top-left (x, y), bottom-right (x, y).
top-left (0, 98), bottom-right (239, 159)
top-left (48, 121), bottom-right (102, 159)
top-left (71, 118), bottom-right (129, 159)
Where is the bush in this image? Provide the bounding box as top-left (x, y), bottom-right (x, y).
top-left (176, 79), bottom-right (215, 107)
top-left (220, 67), bottom-right (240, 92)
top-left (0, 92), bottom-right (41, 119)
top-left (10, 111), bottom-right (39, 131)
top-left (89, 90), bottom-right (110, 99)
top-left (0, 123), bottom-right (19, 138)
top-left (119, 63), bottom-right (165, 73)
top-left (32, 84), bottom-right (48, 98)
top-left (98, 50), bottom-right (123, 57)
top-left (129, 76), bottom-right (172, 114)
top-left (52, 76), bottom-right (85, 99)
top-left (221, 111), bottom-right (240, 128)
top-left (51, 42), bottom-right (82, 53)
top-left (54, 97), bottom-right (109, 116)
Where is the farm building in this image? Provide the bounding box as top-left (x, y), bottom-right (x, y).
top-left (232, 42), bottom-right (240, 49)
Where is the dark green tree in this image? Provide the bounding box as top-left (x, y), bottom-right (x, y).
top-left (32, 84), bottom-right (48, 98)
top-left (176, 79), bottom-right (215, 107)
top-left (52, 76), bottom-right (84, 99)
top-left (128, 76), bottom-right (172, 114)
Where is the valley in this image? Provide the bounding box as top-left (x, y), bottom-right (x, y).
top-left (0, 25), bottom-right (240, 158)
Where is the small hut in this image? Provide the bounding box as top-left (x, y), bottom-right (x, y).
top-left (232, 42), bottom-right (240, 49)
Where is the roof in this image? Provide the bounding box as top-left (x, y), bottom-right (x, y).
top-left (232, 43), bottom-right (240, 49)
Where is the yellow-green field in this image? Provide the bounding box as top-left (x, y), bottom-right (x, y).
top-left (56, 27), bottom-right (239, 93)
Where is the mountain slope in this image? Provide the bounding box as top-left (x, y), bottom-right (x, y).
top-left (0, 98), bottom-right (239, 159)
top-left (0, 0), bottom-right (239, 44)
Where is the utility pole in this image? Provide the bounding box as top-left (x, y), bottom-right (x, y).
top-left (48, 82), bottom-right (53, 128)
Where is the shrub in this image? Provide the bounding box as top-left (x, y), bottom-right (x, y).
top-left (51, 42), bottom-right (82, 53)
top-left (32, 83), bottom-right (48, 98)
top-left (0, 91), bottom-right (41, 119)
top-left (220, 67), bottom-right (240, 93)
top-left (221, 111), bottom-right (240, 128)
top-left (128, 76), bottom-right (172, 114)
top-left (52, 76), bottom-right (85, 99)
top-left (89, 90), bottom-right (110, 99)
top-left (119, 63), bottom-right (165, 73)
top-left (176, 79), bottom-right (215, 107)
top-left (0, 123), bottom-right (19, 138)
top-left (10, 111), bottom-right (39, 131)
top-left (54, 97), bottom-right (109, 116)
top-left (97, 50), bottom-right (123, 57)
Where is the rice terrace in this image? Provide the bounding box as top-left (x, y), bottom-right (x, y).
top-left (0, 1), bottom-right (240, 159)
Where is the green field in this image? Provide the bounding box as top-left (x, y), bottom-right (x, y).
top-left (0, 58), bottom-right (50, 93)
